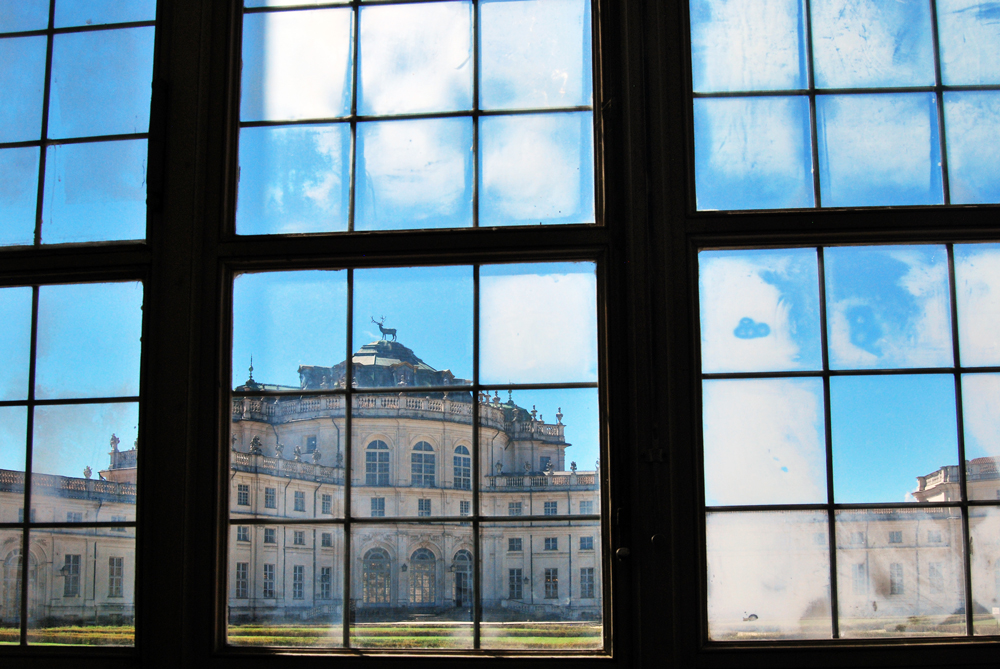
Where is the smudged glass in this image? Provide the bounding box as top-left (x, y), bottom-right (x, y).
top-left (0, 36), bottom-right (46, 143)
top-left (961, 374), bottom-right (1000, 500)
top-left (0, 287), bottom-right (32, 401)
top-left (0, 147), bottom-right (40, 245)
top-left (936, 0), bottom-right (1000, 86)
top-left (944, 92), bottom-right (1000, 205)
top-left (54, 0), bottom-right (157, 27)
top-left (968, 506), bottom-right (1000, 634)
top-left (955, 243), bottom-right (1000, 366)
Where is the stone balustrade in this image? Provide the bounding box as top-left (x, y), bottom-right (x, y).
top-left (486, 472), bottom-right (597, 490)
top-left (0, 469), bottom-right (136, 502)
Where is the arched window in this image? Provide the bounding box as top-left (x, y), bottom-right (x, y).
top-left (365, 440), bottom-right (390, 486)
top-left (2, 550), bottom-right (36, 625)
top-left (411, 441), bottom-right (435, 488)
top-left (453, 549), bottom-right (473, 608)
top-left (409, 547), bottom-right (437, 605)
top-left (362, 548), bottom-right (391, 604)
top-left (453, 444), bottom-right (471, 490)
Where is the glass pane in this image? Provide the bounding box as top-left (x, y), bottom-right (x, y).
top-left (41, 139), bottom-right (147, 244)
top-left (482, 387), bottom-right (600, 514)
top-left (47, 27), bottom-right (155, 139)
top-left (355, 118), bottom-right (473, 231)
top-left (0, 36), bottom-right (46, 143)
top-left (955, 243), bottom-right (1000, 366)
top-left (836, 508), bottom-right (966, 638)
top-left (54, 0), bottom-right (156, 27)
top-left (0, 0), bottom-right (48, 33)
top-left (482, 520), bottom-right (603, 649)
top-left (699, 248), bottom-right (821, 373)
top-left (831, 375), bottom-right (958, 504)
top-left (231, 270), bottom-right (347, 391)
top-left (236, 124), bottom-right (350, 235)
top-left (703, 379), bottom-right (826, 506)
top-left (246, 0), bottom-right (348, 6)
top-left (0, 147), bottom-right (39, 246)
top-left (352, 266), bottom-right (473, 387)
top-left (937, 0), bottom-right (1000, 86)
top-left (31, 402), bottom-right (140, 514)
top-left (240, 8), bottom-right (353, 122)
top-left (969, 506), bottom-right (1000, 634)
top-left (825, 245), bottom-right (952, 370)
top-left (480, 262), bottom-right (597, 385)
top-left (349, 523), bottom-right (474, 648)
top-left (358, 1), bottom-right (473, 116)
top-left (706, 511), bottom-right (832, 641)
top-left (479, 112), bottom-right (594, 226)
top-left (944, 91), bottom-right (1000, 205)
top-left (689, 0), bottom-right (806, 92)
top-left (27, 529), bottom-right (135, 645)
top-left (693, 96), bottom-right (813, 211)
top-left (35, 282), bottom-right (143, 400)
top-left (0, 407), bottom-right (27, 478)
top-left (811, 0), bottom-right (934, 89)
top-left (0, 287), bottom-right (32, 401)
top-left (961, 374), bottom-right (1000, 501)
top-left (0, 530), bottom-right (22, 642)
top-left (230, 395), bottom-right (346, 518)
top-left (228, 524), bottom-right (344, 646)
top-left (817, 93), bottom-right (943, 207)
top-left (480, 0), bottom-right (592, 110)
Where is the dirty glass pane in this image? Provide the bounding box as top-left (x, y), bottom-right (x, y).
top-left (240, 8), bottom-right (353, 122)
top-left (479, 112), bottom-right (594, 226)
top-left (0, 407), bottom-right (27, 480)
top-left (830, 374), bottom-right (958, 504)
top-left (811, 0), bottom-right (934, 89)
top-left (236, 124), bottom-right (350, 235)
top-left (482, 387), bottom-right (600, 514)
top-left (35, 282), bottom-right (143, 400)
top-left (54, 0), bottom-right (157, 28)
top-left (706, 511), bottom-right (832, 640)
top-left (480, 0), bottom-right (592, 110)
top-left (26, 530), bottom-right (135, 645)
top-left (955, 243), bottom-right (1000, 366)
top-left (703, 379), bottom-right (826, 506)
top-left (0, 147), bottom-right (39, 246)
top-left (936, 0), bottom-right (1000, 86)
top-left (231, 270), bottom-right (347, 391)
top-left (0, 530), bottom-right (22, 642)
top-left (0, 287), bottom-right (32, 401)
top-left (968, 506), bottom-right (1000, 634)
top-left (824, 245), bottom-right (952, 370)
top-left (689, 0), bottom-right (806, 93)
top-left (817, 93), bottom-right (942, 207)
top-left (480, 262), bottom-right (597, 385)
top-left (355, 118), bottom-right (473, 231)
top-left (228, 525), bottom-right (344, 646)
top-left (481, 520), bottom-right (603, 649)
top-left (0, 36), bottom-right (46, 143)
top-left (358, 1), bottom-right (472, 116)
top-left (836, 508), bottom-right (966, 638)
top-left (693, 96), bottom-right (813, 211)
top-left (699, 248), bottom-right (821, 373)
top-left (42, 140), bottom-right (147, 244)
top-left (352, 266), bottom-right (472, 387)
top-left (961, 374), bottom-right (1000, 500)
top-left (349, 523), bottom-right (473, 648)
top-left (944, 92), bottom-right (1000, 205)
top-left (0, 0), bottom-right (48, 33)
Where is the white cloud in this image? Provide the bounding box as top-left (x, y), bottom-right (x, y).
top-left (956, 245), bottom-right (1000, 365)
top-left (32, 403), bottom-right (139, 480)
top-left (945, 93), bottom-right (1000, 204)
top-left (960, 374), bottom-right (1000, 460)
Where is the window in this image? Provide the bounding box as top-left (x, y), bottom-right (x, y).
top-left (544, 568), bottom-right (559, 599)
top-left (539, 456), bottom-right (551, 472)
top-left (235, 562), bottom-right (249, 599)
top-left (929, 562), bottom-right (944, 594)
top-left (453, 444), bottom-right (471, 490)
top-left (263, 528), bottom-right (276, 544)
top-left (66, 511), bottom-right (83, 523)
top-left (63, 554), bottom-right (81, 597)
top-left (305, 435), bottom-right (317, 454)
top-left (928, 530), bottom-right (943, 544)
top-left (17, 508), bottom-right (34, 523)
top-left (321, 494), bottom-right (332, 515)
top-left (293, 530), bottom-right (305, 546)
top-left (417, 498), bottom-right (431, 517)
top-left (371, 497), bottom-right (385, 518)
top-left (852, 563), bottom-right (867, 595)
top-left (320, 567), bottom-right (332, 600)
top-left (292, 565), bottom-right (304, 599)
top-left (409, 548), bottom-right (436, 605)
top-left (411, 441), bottom-right (435, 487)
top-left (544, 537), bottom-right (558, 551)
top-left (363, 548), bottom-right (391, 605)
top-left (459, 500), bottom-right (471, 517)
top-left (544, 501), bottom-right (558, 516)
top-left (237, 484), bottom-right (249, 506)
top-left (890, 563), bottom-right (905, 595)
top-left (508, 502), bottom-right (522, 517)
top-left (109, 557), bottom-right (124, 598)
top-left (580, 536), bottom-right (594, 551)
top-left (509, 568), bottom-right (523, 600)
top-left (581, 567), bottom-right (595, 599)
top-left (508, 538), bottom-right (522, 553)
top-left (321, 532), bottom-right (332, 548)
top-left (366, 440), bottom-right (391, 486)
top-left (264, 487), bottom-right (276, 509)
top-left (579, 501), bottom-right (594, 515)
top-left (112, 515), bottom-right (128, 531)
top-left (263, 564), bottom-right (275, 599)
top-left (236, 526), bottom-right (250, 543)
top-left (293, 490), bottom-right (305, 512)
top-left (850, 532), bottom-right (866, 546)
top-left (888, 531), bottom-right (902, 544)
